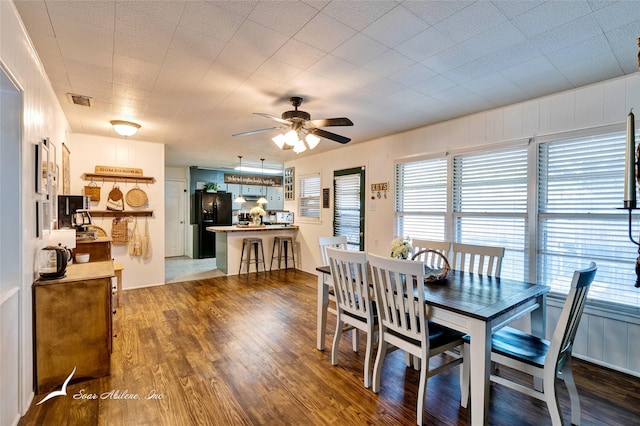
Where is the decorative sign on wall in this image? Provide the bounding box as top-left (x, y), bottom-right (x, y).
top-left (224, 174), bottom-right (282, 186)
top-left (371, 182), bottom-right (389, 199)
top-left (95, 165), bottom-right (143, 176)
top-left (323, 188), bottom-right (330, 208)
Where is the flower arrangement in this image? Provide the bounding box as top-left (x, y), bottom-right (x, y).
top-left (249, 206), bottom-right (265, 218)
top-left (390, 237), bottom-right (412, 259)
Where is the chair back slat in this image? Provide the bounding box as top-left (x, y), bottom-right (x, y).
top-left (548, 262), bottom-right (597, 372)
top-left (451, 243), bottom-right (505, 276)
top-left (319, 236), bottom-right (348, 265)
top-left (368, 254), bottom-right (427, 344)
top-left (326, 247), bottom-right (372, 319)
top-left (411, 239), bottom-right (450, 268)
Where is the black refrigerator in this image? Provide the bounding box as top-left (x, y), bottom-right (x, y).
top-left (194, 190), bottom-right (232, 258)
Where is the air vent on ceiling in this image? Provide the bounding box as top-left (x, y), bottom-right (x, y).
top-left (67, 93), bottom-right (92, 107)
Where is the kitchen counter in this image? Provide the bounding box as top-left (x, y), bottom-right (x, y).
top-left (206, 225), bottom-right (299, 274)
top-left (207, 224), bottom-right (298, 233)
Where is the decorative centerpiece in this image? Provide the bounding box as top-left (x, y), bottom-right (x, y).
top-left (249, 206), bottom-right (265, 226)
top-left (411, 250), bottom-right (450, 282)
top-left (390, 237), bottom-right (412, 259)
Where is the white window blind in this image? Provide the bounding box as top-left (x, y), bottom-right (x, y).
top-left (538, 132), bottom-right (639, 306)
top-left (453, 147), bottom-right (528, 280)
top-left (395, 157), bottom-right (447, 241)
top-left (334, 173), bottom-right (362, 249)
top-left (298, 174), bottom-right (320, 219)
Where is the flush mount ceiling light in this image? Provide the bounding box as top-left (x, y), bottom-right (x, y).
top-left (233, 155), bottom-right (246, 204)
top-left (110, 120), bottom-right (141, 137)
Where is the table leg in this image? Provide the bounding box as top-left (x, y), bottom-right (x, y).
top-left (469, 320), bottom-right (491, 426)
top-left (317, 272), bottom-right (329, 350)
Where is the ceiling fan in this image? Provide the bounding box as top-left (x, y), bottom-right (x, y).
top-left (233, 96), bottom-right (353, 152)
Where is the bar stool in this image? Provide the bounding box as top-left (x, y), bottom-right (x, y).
top-left (239, 238), bottom-right (266, 275)
top-left (270, 236), bottom-right (296, 271)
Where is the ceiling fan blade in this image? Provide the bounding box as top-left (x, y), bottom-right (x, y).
top-left (254, 112), bottom-right (291, 125)
top-left (232, 127), bottom-right (280, 137)
top-left (309, 117), bottom-right (353, 128)
top-left (312, 128), bottom-right (351, 144)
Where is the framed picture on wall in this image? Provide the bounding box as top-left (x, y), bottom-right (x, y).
top-left (35, 139), bottom-right (49, 195)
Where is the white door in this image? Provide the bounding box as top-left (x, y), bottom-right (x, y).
top-left (165, 179), bottom-right (186, 257)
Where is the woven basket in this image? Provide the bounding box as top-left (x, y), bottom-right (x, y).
top-left (111, 218), bottom-right (128, 245)
top-left (411, 249), bottom-right (450, 282)
top-left (84, 182), bottom-right (101, 201)
top-left (126, 187), bottom-right (148, 207)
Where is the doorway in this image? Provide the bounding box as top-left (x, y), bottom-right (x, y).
top-left (164, 179), bottom-right (186, 257)
top-left (333, 167), bottom-right (365, 250)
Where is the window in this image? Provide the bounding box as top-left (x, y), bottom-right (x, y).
top-left (538, 132), bottom-right (639, 306)
top-left (298, 174), bottom-right (320, 220)
top-left (453, 146), bottom-right (529, 280)
top-left (395, 130), bottom-right (640, 308)
top-left (395, 157), bottom-right (447, 241)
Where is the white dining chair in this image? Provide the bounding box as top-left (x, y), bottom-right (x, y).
top-left (410, 239), bottom-right (450, 268)
top-left (368, 253), bottom-right (465, 426)
top-left (318, 236), bottom-right (359, 350)
top-left (326, 247), bottom-right (376, 388)
top-left (461, 262), bottom-right (597, 426)
top-left (451, 242), bottom-right (505, 277)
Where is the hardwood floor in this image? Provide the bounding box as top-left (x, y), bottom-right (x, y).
top-left (20, 270), bottom-right (640, 425)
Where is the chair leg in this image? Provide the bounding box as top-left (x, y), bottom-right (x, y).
top-left (372, 337), bottom-right (387, 393)
top-left (405, 351), bottom-right (413, 367)
top-left (460, 342), bottom-right (470, 408)
top-left (363, 325), bottom-right (374, 388)
top-left (562, 358), bottom-right (581, 426)
top-left (331, 317), bottom-right (344, 366)
top-left (544, 373), bottom-right (563, 426)
top-left (416, 351), bottom-right (428, 426)
top-left (352, 330), bottom-right (360, 352)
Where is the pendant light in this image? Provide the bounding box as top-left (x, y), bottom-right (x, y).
top-left (233, 155), bottom-right (246, 204)
top-left (257, 158), bottom-right (268, 205)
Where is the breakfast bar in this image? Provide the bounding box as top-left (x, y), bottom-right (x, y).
top-left (206, 225), bottom-right (299, 275)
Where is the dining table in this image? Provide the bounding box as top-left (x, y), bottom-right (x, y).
top-left (315, 265), bottom-right (550, 426)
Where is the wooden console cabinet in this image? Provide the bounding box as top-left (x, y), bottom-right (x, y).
top-left (33, 261), bottom-right (114, 394)
top-left (73, 237), bottom-right (112, 263)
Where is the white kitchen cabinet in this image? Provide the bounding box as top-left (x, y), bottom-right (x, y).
top-left (267, 186), bottom-right (284, 210)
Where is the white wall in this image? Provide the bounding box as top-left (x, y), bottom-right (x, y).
top-left (70, 134), bottom-right (165, 289)
top-left (1, 1), bottom-right (70, 420)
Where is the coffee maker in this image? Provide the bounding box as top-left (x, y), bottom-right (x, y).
top-left (58, 195), bottom-right (90, 228)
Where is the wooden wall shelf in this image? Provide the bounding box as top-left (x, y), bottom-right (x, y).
top-left (82, 173), bottom-right (155, 184)
top-left (89, 210), bottom-right (154, 217)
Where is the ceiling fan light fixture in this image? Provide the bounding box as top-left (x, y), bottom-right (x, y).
top-left (272, 134), bottom-right (286, 149)
top-left (110, 120), bottom-right (140, 137)
top-left (305, 133), bottom-right (321, 149)
top-left (293, 139), bottom-right (307, 153)
top-left (284, 129), bottom-right (298, 146)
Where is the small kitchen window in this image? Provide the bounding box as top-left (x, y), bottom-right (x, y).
top-left (298, 173), bottom-right (320, 221)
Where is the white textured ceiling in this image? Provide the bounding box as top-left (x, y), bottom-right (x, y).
top-left (13, 0), bottom-right (640, 171)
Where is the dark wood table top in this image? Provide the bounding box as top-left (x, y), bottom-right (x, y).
top-left (316, 265), bottom-right (549, 322)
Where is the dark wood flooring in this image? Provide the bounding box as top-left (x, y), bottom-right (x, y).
top-left (19, 270), bottom-right (640, 425)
